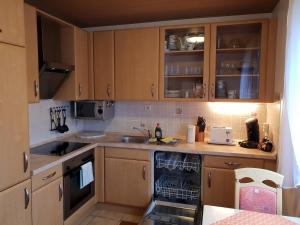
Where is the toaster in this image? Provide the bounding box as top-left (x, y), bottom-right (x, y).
top-left (208, 127), bottom-right (234, 145)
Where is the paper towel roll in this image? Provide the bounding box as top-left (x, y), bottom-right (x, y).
top-left (187, 125), bottom-right (196, 143)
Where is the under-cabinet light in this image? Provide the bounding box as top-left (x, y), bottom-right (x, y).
top-left (208, 102), bottom-right (259, 115)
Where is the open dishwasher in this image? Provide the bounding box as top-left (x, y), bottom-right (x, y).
top-left (140, 151), bottom-right (202, 225)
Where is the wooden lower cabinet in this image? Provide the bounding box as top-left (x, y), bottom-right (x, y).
top-left (0, 180), bottom-right (32, 225)
top-left (105, 157), bottom-right (151, 207)
top-left (203, 167), bottom-right (235, 208)
top-left (32, 177), bottom-right (63, 225)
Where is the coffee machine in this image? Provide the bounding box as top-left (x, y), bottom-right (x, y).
top-left (239, 118), bottom-right (260, 149)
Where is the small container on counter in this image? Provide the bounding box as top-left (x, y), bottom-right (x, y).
top-left (187, 125), bottom-right (196, 144)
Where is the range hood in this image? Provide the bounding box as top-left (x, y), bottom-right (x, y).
top-left (37, 15), bottom-right (74, 99)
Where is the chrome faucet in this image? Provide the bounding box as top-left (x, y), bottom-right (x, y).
top-left (132, 126), bottom-right (152, 138)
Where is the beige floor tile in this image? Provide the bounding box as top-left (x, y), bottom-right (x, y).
top-left (88, 217), bottom-right (120, 225)
top-left (78, 215), bottom-right (95, 225)
top-left (121, 214), bottom-right (142, 223)
top-left (91, 209), bottom-right (124, 220)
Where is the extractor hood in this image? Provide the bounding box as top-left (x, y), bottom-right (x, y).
top-left (37, 15), bottom-right (74, 99)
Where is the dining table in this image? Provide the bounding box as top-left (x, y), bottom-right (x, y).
top-left (202, 205), bottom-right (300, 225)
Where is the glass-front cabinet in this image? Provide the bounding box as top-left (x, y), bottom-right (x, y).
top-left (210, 20), bottom-right (268, 101)
top-left (160, 25), bottom-right (210, 101)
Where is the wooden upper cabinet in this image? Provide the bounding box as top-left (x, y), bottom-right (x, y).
top-left (0, 43), bottom-right (30, 191)
top-left (0, 0), bottom-right (25, 46)
top-left (74, 27), bottom-right (89, 100)
top-left (32, 178), bottom-right (63, 225)
top-left (94, 31), bottom-right (114, 100)
top-left (115, 28), bottom-right (159, 101)
top-left (209, 20), bottom-right (269, 102)
top-left (24, 4), bottom-right (39, 103)
top-left (0, 179), bottom-right (32, 225)
top-left (160, 24), bottom-right (210, 101)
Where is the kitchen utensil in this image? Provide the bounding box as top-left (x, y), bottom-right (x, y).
top-left (61, 109), bottom-right (69, 132)
top-left (50, 108), bottom-right (57, 131)
top-left (56, 110), bottom-right (65, 133)
top-left (197, 117), bottom-right (206, 132)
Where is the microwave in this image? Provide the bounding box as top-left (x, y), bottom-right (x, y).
top-left (73, 101), bottom-right (115, 120)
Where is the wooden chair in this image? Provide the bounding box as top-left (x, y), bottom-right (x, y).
top-left (234, 168), bottom-right (284, 215)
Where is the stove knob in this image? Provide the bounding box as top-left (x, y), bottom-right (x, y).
top-left (98, 108), bottom-right (103, 114)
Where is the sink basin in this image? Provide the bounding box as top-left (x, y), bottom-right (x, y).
top-left (121, 135), bottom-right (148, 144)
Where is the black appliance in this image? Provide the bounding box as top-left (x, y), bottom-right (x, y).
top-left (239, 118), bottom-right (260, 149)
top-left (63, 149), bottom-right (95, 219)
top-left (37, 15), bottom-right (74, 99)
top-left (31, 141), bottom-right (89, 156)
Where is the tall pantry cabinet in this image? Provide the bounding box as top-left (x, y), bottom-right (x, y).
top-left (0, 0), bottom-right (32, 225)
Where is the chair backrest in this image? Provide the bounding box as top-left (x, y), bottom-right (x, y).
top-left (234, 168), bottom-right (284, 215)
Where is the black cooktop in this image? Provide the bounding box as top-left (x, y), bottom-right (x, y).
top-left (31, 141), bottom-right (89, 156)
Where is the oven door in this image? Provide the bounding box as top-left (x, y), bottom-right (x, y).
top-left (63, 159), bottom-right (95, 219)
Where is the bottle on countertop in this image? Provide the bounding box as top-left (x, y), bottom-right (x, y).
top-left (155, 123), bottom-right (162, 140)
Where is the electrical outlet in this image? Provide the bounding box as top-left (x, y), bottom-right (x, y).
top-left (144, 104), bottom-right (152, 112)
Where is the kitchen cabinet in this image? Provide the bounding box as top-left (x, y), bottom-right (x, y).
top-left (0, 43), bottom-right (29, 191)
top-left (95, 147), bottom-right (105, 202)
top-left (105, 148), bottom-right (151, 207)
top-left (115, 28), bottom-right (159, 101)
top-left (94, 31), bottom-right (114, 100)
top-left (0, 180), bottom-right (32, 225)
top-left (160, 24), bottom-right (210, 101)
top-left (32, 177), bottom-right (64, 225)
top-left (0, 0), bottom-right (25, 46)
top-left (209, 20), bottom-right (269, 102)
top-left (202, 156), bottom-right (277, 208)
top-left (24, 4), bottom-right (39, 103)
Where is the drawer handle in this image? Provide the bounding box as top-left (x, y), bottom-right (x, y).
top-left (211, 83), bottom-right (215, 98)
top-left (224, 162), bottom-right (241, 168)
top-left (78, 84), bottom-right (82, 96)
top-left (34, 80), bottom-right (39, 97)
top-left (142, 166), bottom-right (146, 180)
top-left (203, 83), bottom-right (206, 98)
top-left (24, 188), bottom-right (30, 209)
top-left (42, 171), bottom-right (56, 180)
top-left (107, 84), bottom-right (111, 97)
top-left (151, 84), bottom-right (155, 98)
top-left (0, 28), bottom-right (2, 33)
top-left (23, 152), bottom-right (29, 173)
top-left (59, 183), bottom-right (63, 201)
top-left (208, 171), bottom-right (212, 188)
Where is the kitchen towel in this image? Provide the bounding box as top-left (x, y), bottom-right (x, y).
top-left (80, 161), bottom-right (94, 189)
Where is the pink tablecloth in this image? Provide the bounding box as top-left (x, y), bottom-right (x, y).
top-left (211, 211), bottom-right (297, 225)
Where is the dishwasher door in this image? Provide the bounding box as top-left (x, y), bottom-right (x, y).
top-left (139, 200), bottom-right (197, 225)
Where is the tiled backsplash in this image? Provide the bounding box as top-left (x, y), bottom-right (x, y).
top-left (28, 100), bottom-right (83, 146)
top-left (83, 101), bottom-right (268, 140)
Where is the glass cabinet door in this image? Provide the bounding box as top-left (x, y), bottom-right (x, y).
top-left (211, 21), bottom-right (267, 101)
top-left (160, 25), bottom-right (209, 100)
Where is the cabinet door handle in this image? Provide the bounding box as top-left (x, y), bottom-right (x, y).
top-left (203, 83), bottom-right (207, 98)
top-left (151, 84), bottom-right (155, 98)
top-left (42, 171), bottom-right (56, 180)
top-left (224, 162), bottom-right (241, 168)
top-left (59, 183), bottom-right (63, 201)
top-left (142, 166), bottom-right (146, 180)
top-left (24, 188), bottom-right (30, 209)
top-left (78, 84), bottom-right (82, 96)
top-left (23, 152), bottom-right (29, 173)
top-left (0, 28), bottom-right (2, 33)
top-left (208, 171), bottom-right (212, 188)
top-left (211, 83), bottom-right (215, 98)
top-left (106, 84), bottom-right (111, 97)
top-left (34, 80), bottom-right (39, 97)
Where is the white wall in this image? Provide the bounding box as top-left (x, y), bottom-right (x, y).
top-left (28, 100), bottom-right (83, 146)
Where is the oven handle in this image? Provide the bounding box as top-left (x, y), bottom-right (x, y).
top-left (82, 156), bottom-right (94, 164)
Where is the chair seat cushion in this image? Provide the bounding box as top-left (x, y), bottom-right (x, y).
top-left (240, 186), bottom-right (277, 214)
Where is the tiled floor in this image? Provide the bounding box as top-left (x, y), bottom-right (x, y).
top-left (73, 204), bottom-right (143, 225)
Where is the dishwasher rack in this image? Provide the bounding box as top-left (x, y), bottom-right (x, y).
top-left (155, 175), bottom-right (200, 201)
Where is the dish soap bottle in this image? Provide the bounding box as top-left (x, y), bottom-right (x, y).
top-left (155, 123), bottom-right (162, 140)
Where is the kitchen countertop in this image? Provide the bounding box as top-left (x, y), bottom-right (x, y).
top-left (30, 132), bottom-right (277, 176)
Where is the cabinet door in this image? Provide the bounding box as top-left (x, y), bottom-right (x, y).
top-left (32, 178), bottom-right (63, 225)
top-left (94, 31), bottom-right (114, 100)
top-left (24, 4), bottom-right (39, 103)
top-left (203, 167), bottom-right (235, 208)
top-left (210, 20), bottom-right (268, 102)
top-left (0, 0), bottom-right (25, 46)
top-left (105, 158), bottom-right (151, 207)
top-left (115, 28), bottom-right (159, 100)
top-left (0, 44), bottom-right (29, 191)
top-left (0, 180), bottom-right (32, 225)
top-left (160, 24), bottom-right (210, 101)
top-left (74, 27), bottom-right (89, 100)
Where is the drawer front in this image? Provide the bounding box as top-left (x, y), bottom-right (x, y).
top-left (105, 147), bottom-right (150, 161)
top-left (203, 156), bottom-right (264, 169)
top-left (32, 164), bottom-right (63, 191)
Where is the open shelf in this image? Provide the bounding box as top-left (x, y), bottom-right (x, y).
top-left (216, 47), bottom-right (260, 53)
top-left (216, 74), bottom-right (259, 77)
top-left (165, 75), bottom-right (203, 78)
top-left (165, 50), bottom-right (204, 55)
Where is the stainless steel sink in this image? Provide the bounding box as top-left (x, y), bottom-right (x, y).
top-left (121, 135), bottom-right (148, 144)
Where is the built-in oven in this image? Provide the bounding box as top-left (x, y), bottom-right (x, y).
top-left (63, 149), bottom-right (95, 220)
